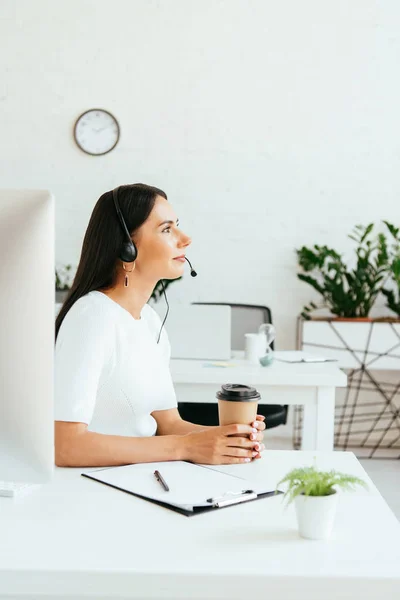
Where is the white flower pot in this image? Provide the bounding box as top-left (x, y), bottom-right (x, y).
top-left (294, 491), bottom-right (338, 540)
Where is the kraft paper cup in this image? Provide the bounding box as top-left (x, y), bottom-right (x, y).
top-left (217, 384), bottom-right (260, 428)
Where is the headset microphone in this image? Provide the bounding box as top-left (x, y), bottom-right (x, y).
top-left (184, 256), bottom-right (197, 277)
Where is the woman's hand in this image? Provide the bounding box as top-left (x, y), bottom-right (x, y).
top-left (179, 422), bottom-right (265, 465)
top-left (251, 414), bottom-right (266, 459)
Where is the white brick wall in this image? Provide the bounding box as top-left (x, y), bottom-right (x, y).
top-left (1, 0), bottom-right (399, 348)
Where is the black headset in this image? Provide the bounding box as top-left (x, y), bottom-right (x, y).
top-left (112, 186), bottom-right (197, 343)
top-left (113, 187), bottom-right (138, 263)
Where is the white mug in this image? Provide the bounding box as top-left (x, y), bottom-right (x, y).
top-left (244, 333), bottom-right (264, 364)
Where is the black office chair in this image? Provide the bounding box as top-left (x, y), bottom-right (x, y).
top-left (177, 303), bottom-right (288, 430)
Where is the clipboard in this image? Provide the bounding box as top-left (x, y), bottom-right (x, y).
top-left (82, 461), bottom-right (282, 517)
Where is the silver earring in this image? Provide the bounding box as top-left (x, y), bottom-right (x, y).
top-left (122, 262), bottom-right (136, 287)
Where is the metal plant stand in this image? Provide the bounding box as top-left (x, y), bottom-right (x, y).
top-left (293, 317), bottom-right (400, 459)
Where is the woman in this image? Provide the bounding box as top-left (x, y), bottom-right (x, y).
top-left (55, 183), bottom-right (265, 467)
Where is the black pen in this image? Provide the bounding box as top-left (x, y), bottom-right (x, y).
top-left (154, 470), bottom-right (170, 492)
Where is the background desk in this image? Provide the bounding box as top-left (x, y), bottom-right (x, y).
top-left (1, 451), bottom-right (399, 600)
top-left (170, 353), bottom-right (347, 451)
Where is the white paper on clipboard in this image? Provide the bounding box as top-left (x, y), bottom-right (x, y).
top-left (83, 461), bottom-right (274, 512)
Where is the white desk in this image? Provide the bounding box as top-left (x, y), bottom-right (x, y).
top-left (1, 451), bottom-right (399, 600)
top-left (170, 352), bottom-right (347, 451)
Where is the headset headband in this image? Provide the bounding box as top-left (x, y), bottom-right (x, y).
top-left (112, 187), bottom-right (133, 245)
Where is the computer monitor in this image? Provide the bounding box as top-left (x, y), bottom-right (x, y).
top-left (0, 190), bottom-right (54, 483)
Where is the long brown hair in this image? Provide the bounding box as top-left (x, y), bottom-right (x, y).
top-left (55, 183), bottom-right (167, 341)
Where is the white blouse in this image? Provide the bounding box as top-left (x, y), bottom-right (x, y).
top-left (54, 291), bottom-right (177, 437)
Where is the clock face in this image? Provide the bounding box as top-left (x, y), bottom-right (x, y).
top-left (74, 109), bottom-right (120, 155)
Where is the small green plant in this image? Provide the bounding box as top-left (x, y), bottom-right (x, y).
top-left (55, 264), bottom-right (75, 291)
top-left (381, 221), bottom-right (400, 317)
top-left (276, 465), bottom-right (367, 506)
top-left (297, 223), bottom-right (390, 319)
top-left (151, 277), bottom-right (182, 302)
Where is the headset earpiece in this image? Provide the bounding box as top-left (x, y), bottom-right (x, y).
top-left (119, 241), bottom-right (137, 263)
top-left (112, 187), bottom-right (138, 263)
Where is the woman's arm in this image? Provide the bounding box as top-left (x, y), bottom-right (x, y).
top-left (55, 420), bottom-right (262, 467)
top-left (151, 408), bottom-right (213, 435)
top-left (55, 421), bottom-right (183, 467)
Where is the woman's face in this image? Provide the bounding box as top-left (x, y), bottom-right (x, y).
top-left (133, 195), bottom-right (192, 280)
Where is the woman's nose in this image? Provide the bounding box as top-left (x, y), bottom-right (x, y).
top-left (179, 231), bottom-right (191, 248)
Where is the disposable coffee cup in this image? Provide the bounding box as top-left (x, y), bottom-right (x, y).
top-left (217, 384), bottom-right (260, 429)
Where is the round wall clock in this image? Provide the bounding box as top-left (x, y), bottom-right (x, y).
top-left (74, 109), bottom-right (120, 155)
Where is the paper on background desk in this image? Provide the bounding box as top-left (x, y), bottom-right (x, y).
top-left (273, 351), bottom-right (338, 363)
top-left (201, 351), bottom-right (337, 367)
top-left (84, 461), bottom-right (273, 512)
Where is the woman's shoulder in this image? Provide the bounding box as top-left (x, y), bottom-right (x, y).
top-left (58, 291), bottom-right (115, 339)
top-left (69, 291), bottom-right (113, 315)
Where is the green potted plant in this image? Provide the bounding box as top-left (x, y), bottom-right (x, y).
top-left (55, 264), bottom-right (75, 304)
top-left (382, 221), bottom-right (400, 318)
top-left (297, 221), bottom-right (400, 368)
top-left (296, 223), bottom-right (391, 321)
top-left (276, 464), bottom-right (367, 540)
